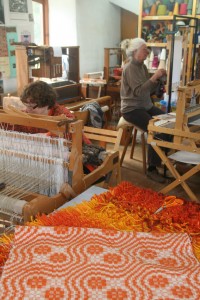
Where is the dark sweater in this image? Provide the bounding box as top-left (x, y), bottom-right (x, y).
top-left (120, 58), bottom-right (158, 114)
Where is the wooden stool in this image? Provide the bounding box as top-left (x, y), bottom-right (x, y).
top-left (117, 116), bottom-right (147, 174)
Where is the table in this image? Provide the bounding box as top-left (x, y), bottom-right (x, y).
top-left (79, 79), bottom-right (107, 98)
top-left (58, 185), bottom-right (107, 209)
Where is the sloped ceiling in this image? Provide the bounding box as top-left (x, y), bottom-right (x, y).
top-left (109, 0), bottom-right (139, 15)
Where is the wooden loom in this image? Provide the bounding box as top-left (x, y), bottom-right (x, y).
top-left (0, 109), bottom-right (121, 223)
top-left (148, 80), bottom-right (200, 202)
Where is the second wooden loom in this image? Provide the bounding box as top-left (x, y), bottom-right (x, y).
top-left (148, 80), bottom-right (200, 202)
top-left (0, 109), bottom-right (121, 223)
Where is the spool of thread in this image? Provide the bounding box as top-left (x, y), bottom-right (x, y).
top-left (157, 4), bottom-right (167, 15)
top-left (187, 9), bottom-right (192, 15)
top-left (152, 56), bottom-right (159, 69)
top-left (179, 3), bottom-right (187, 14)
top-left (173, 2), bottom-right (179, 15)
top-left (149, 4), bottom-right (157, 16)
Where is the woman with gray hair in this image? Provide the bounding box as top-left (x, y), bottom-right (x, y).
top-left (120, 38), bottom-right (167, 183)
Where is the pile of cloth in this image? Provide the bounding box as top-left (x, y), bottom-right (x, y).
top-left (0, 181), bottom-right (200, 299)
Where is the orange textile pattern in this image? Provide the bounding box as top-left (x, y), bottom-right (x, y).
top-left (0, 181), bottom-right (200, 277)
top-left (27, 182), bottom-right (200, 260)
top-left (0, 226), bottom-right (200, 300)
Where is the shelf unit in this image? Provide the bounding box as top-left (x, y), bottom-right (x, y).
top-left (103, 48), bottom-right (122, 126)
top-left (138, 0), bottom-right (200, 84)
top-left (104, 48), bottom-right (122, 83)
top-left (15, 45), bottom-right (81, 104)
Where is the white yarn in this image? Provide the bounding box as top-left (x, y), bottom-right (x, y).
top-left (0, 130), bottom-right (69, 160)
top-left (0, 129), bottom-right (70, 197)
top-left (0, 195), bottom-right (26, 215)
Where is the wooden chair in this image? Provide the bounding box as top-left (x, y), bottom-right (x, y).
top-left (73, 110), bottom-right (89, 125)
top-left (83, 126), bottom-right (123, 187)
top-left (117, 116), bottom-right (147, 174)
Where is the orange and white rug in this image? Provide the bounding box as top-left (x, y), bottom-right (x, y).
top-left (0, 226), bottom-right (200, 299)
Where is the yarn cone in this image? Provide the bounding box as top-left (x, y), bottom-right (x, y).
top-left (173, 2), bottom-right (179, 15)
top-left (152, 56), bottom-right (159, 69)
top-left (149, 4), bottom-right (157, 16)
top-left (148, 51), bottom-right (154, 69)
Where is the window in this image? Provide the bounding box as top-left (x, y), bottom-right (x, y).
top-left (32, 0), bottom-right (49, 45)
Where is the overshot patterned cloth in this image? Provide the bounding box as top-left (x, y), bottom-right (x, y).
top-left (0, 226), bottom-right (200, 300)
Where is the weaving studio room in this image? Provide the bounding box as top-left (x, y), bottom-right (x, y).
top-left (0, 0), bottom-right (200, 299)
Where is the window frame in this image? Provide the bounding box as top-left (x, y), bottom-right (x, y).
top-left (32, 0), bottom-right (49, 45)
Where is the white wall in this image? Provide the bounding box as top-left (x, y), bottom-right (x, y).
top-left (48, 0), bottom-right (121, 77)
top-left (1, 0), bottom-right (34, 93)
top-left (49, 0), bottom-right (77, 46)
top-left (109, 0), bottom-right (139, 15)
top-left (2, 0), bottom-right (121, 92)
top-left (76, 0), bottom-right (121, 76)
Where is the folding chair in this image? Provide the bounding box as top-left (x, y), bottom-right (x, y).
top-left (152, 147), bottom-right (200, 202)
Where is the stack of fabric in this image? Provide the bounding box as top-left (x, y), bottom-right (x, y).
top-left (0, 182), bottom-right (200, 299)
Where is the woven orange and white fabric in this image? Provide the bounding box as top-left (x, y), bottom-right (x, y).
top-left (0, 226), bottom-right (200, 300)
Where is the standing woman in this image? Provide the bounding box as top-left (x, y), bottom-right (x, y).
top-left (120, 38), bottom-right (167, 183)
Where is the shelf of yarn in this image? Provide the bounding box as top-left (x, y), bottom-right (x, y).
top-left (141, 18), bottom-right (171, 44)
top-left (138, 0), bottom-right (198, 86)
top-left (141, 0), bottom-right (193, 18)
top-left (139, 0), bottom-right (194, 45)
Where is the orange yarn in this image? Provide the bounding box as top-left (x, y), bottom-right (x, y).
top-left (0, 181), bottom-right (200, 275)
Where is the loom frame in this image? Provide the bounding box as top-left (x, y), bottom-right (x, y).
top-left (147, 80), bottom-right (200, 202)
top-left (0, 110), bottom-right (121, 222)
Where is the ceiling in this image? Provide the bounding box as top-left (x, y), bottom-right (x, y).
top-left (109, 0), bottom-right (139, 15)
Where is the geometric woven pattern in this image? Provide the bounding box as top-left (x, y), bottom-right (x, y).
top-left (0, 226), bottom-right (200, 299)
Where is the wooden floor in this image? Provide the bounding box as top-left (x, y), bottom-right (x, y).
top-left (116, 142), bottom-right (200, 203)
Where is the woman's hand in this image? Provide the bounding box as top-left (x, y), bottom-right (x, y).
top-left (150, 68), bottom-right (167, 82)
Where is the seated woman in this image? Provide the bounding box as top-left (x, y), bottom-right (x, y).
top-left (15, 80), bottom-right (74, 134)
top-left (120, 38), bottom-right (168, 183)
top-left (4, 80), bottom-right (105, 170)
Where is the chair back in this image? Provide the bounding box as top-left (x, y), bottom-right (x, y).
top-left (73, 110), bottom-right (89, 125)
top-left (83, 126), bottom-right (123, 152)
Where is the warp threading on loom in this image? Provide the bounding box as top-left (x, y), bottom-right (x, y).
top-left (0, 129), bottom-right (70, 217)
top-left (186, 104), bottom-right (200, 113)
